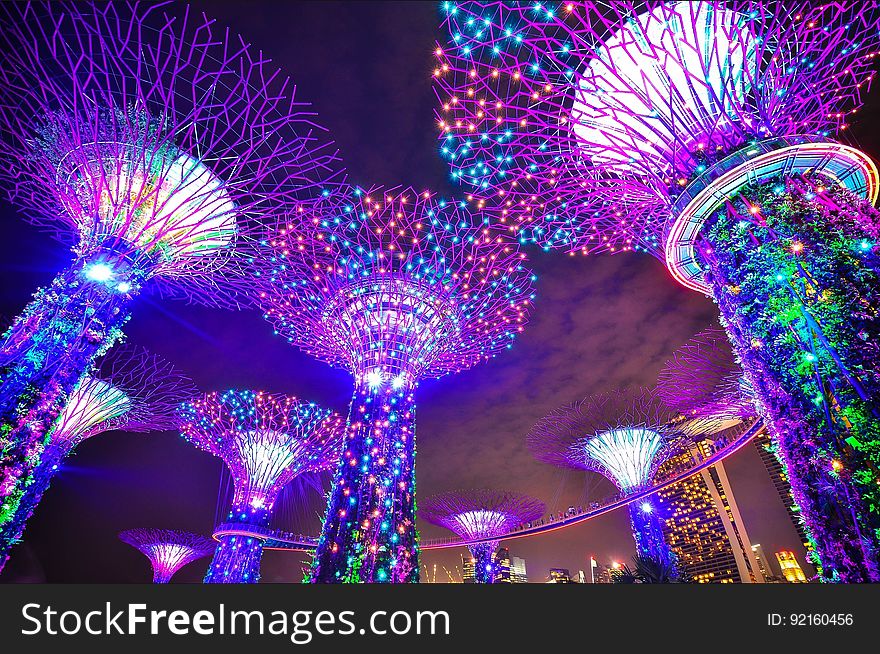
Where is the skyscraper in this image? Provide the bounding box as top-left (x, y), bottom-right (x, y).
top-left (461, 553), bottom-right (476, 584)
top-left (510, 556), bottom-right (528, 584)
top-left (751, 544), bottom-right (779, 583)
top-left (656, 441), bottom-right (763, 583)
top-left (547, 568), bottom-right (574, 583)
top-left (494, 548), bottom-right (512, 584)
top-left (776, 551), bottom-right (808, 583)
top-left (754, 431), bottom-right (811, 550)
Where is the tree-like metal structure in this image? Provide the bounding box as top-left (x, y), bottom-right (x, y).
top-left (436, 0), bottom-right (880, 582)
top-left (0, 346), bottom-right (196, 570)
top-left (528, 387), bottom-right (687, 566)
top-left (177, 390), bottom-right (344, 583)
top-left (420, 489), bottom-right (544, 583)
top-left (0, 0), bottom-right (341, 531)
top-left (260, 185), bottom-right (536, 582)
top-left (657, 327), bottom-right (755, 424)
top-left (119, 528), bottom-right (215, 583)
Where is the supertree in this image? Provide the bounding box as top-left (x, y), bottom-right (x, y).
top-left (435, 1), bottom-right (880, 581)
top-left (0, 1), bottom-right (341, 531)
top-left (528, 387), bottom-right (688, 566)
top-left (420, 489), bottom-right (544, 583)
top-left (658, 327), bottom-right (815, 553)
top-left (119, 528), bottom-right (215, 583)
top-left (0, 345), bottom-right (196, 570)
top-left (177, 390), bottom-right (345, 583)
top-left (260, 185), bottom-right (536, 583)
top-left (657, 327), bottom-right (755, 425)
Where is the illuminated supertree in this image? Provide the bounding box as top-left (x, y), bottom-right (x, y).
top-left (119, 528), bottom-right (215, 584)
top-left (657, 327), bottom-right (755, 425)
top-left (260, 185), bottom-right (536, 582)
top-left (528, 388), bottom-right (687, 565)
top-left (658, 327), bottom-right (816, 552)
top-left (0, 0), bottom-right (341, 530)
top-left (436, 1), bottom-right (880, 581)
top-left (0, 346), bottom-right (195, 570)
top-left (177, 390), bottom-right (345, 583)
top-left (420, 489), bottom-right (544, 583)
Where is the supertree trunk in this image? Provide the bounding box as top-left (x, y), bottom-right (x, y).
top-left (628, 496), bottom-right (673, 566)
top-left (153, 568), bottom-right (175, 584)
top-left (469, 541), bottom-right (500, 584)
top-left (697, 173), bottom-right (880, 582)
top-left (309, 383), bottom-right (419, 583)
top-left (0, 259), bottom-right (133, 528)
top-left (204, 503), bottom-right (269, 584)
top-left (0, 445), bottom-right (70, 568)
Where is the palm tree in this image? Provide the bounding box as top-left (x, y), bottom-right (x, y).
top-left (611, 555), bottom-right (694, 584)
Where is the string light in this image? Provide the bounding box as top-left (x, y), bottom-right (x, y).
top-left (259, 185), bottom-right (536, 583)
top-left (421, 489), bottom-right (544, 584)
top-left (177, 390), bottom-right (345, 583)
top-left (0, 0), bottom-right (341, 535)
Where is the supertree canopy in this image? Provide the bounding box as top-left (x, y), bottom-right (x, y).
top-left (657, 327), bottom-right (755, 425)
top-left (437, 1), bottom-right (880, 582)
top-left (420, 489), bottom-right (544, 583)
top-left (0, 346), bottom-right (196, 570)
top-left (119, 528), bottom-right (215, 584)
top-left (0, 0), bottom-right (341, 534)
top-left (260, 185), bottom-right (536, 582)
top-left (177, 390), bottom-right (345, 583)
top-left (528, 387), bottom-right (687, 565)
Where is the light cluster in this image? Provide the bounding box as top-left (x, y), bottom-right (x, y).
top-left (0, 0), bottom-right (341, 535)
top-left (0, 346), bottom-right (195, 570)
top-left (119, 528), bottom-right (215, 583)
top-left (434, 1), bottom-right (878, 254)
top-left (259, 185), bottom-right (536, 583)
top-left (420, 488), bottom-right (544, 583)
top-left (528, 387), bottom-right (686, 565)
top-left (177, 390), bottom-right (344, 583)
top-left (261, 185), bottom-right (534, 381)
top-left (0, 0), bottom-right (341, 304)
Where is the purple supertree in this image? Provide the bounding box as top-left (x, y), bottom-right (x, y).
top-left (658, 327), bottom-right (815, 558)
top-left (259, 185), bottom-right (536, 583)
top-left (657, 327), bottom-right (755, 425)
top-left (0, 0), bottom-right (341, 531)
top-left (177, 390), bottom-right (344, 583)
top-left (436, 1), bottom-right (880, 581)
top-left (119, 528), bottom-right (215, 584)
top-left (420, 489), bottom-right (544, 583)
top-left (528, 387), bottom-right (688, 566)
top-left (0, 345), bottom-right (196, 570)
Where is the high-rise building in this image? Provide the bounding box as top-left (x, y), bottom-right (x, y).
top-left (751, 544), bottom-right (780, 583)
top-left (510, 556), bottom-right (528, 584)
top-left (462, 547), bottom-right (516, 583)
top-left (753, 431), bottom-right (811, 550)
top-left (461, 553), bottom-right (476, 584)
top-left (576, 570), bottom-right (586, 584)
top-left (776, 551), bottom-right (808, 583)
top-left (547, 568), bottom-right (574, 583)
top-left (656, 441), bottom-right (763, 583)
top-left (494, 547), bottom-right (512, 583)
top-left (589, 557), bottom-right (619, 584)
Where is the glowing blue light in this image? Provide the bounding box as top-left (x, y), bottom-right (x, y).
top-left (640, 502), bottom-right (652, 513)
top-left (116, 281), bottom-right (132, 293)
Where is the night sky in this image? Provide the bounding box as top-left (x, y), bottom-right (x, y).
top-left (2, 0), bottom-right (878, 583)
